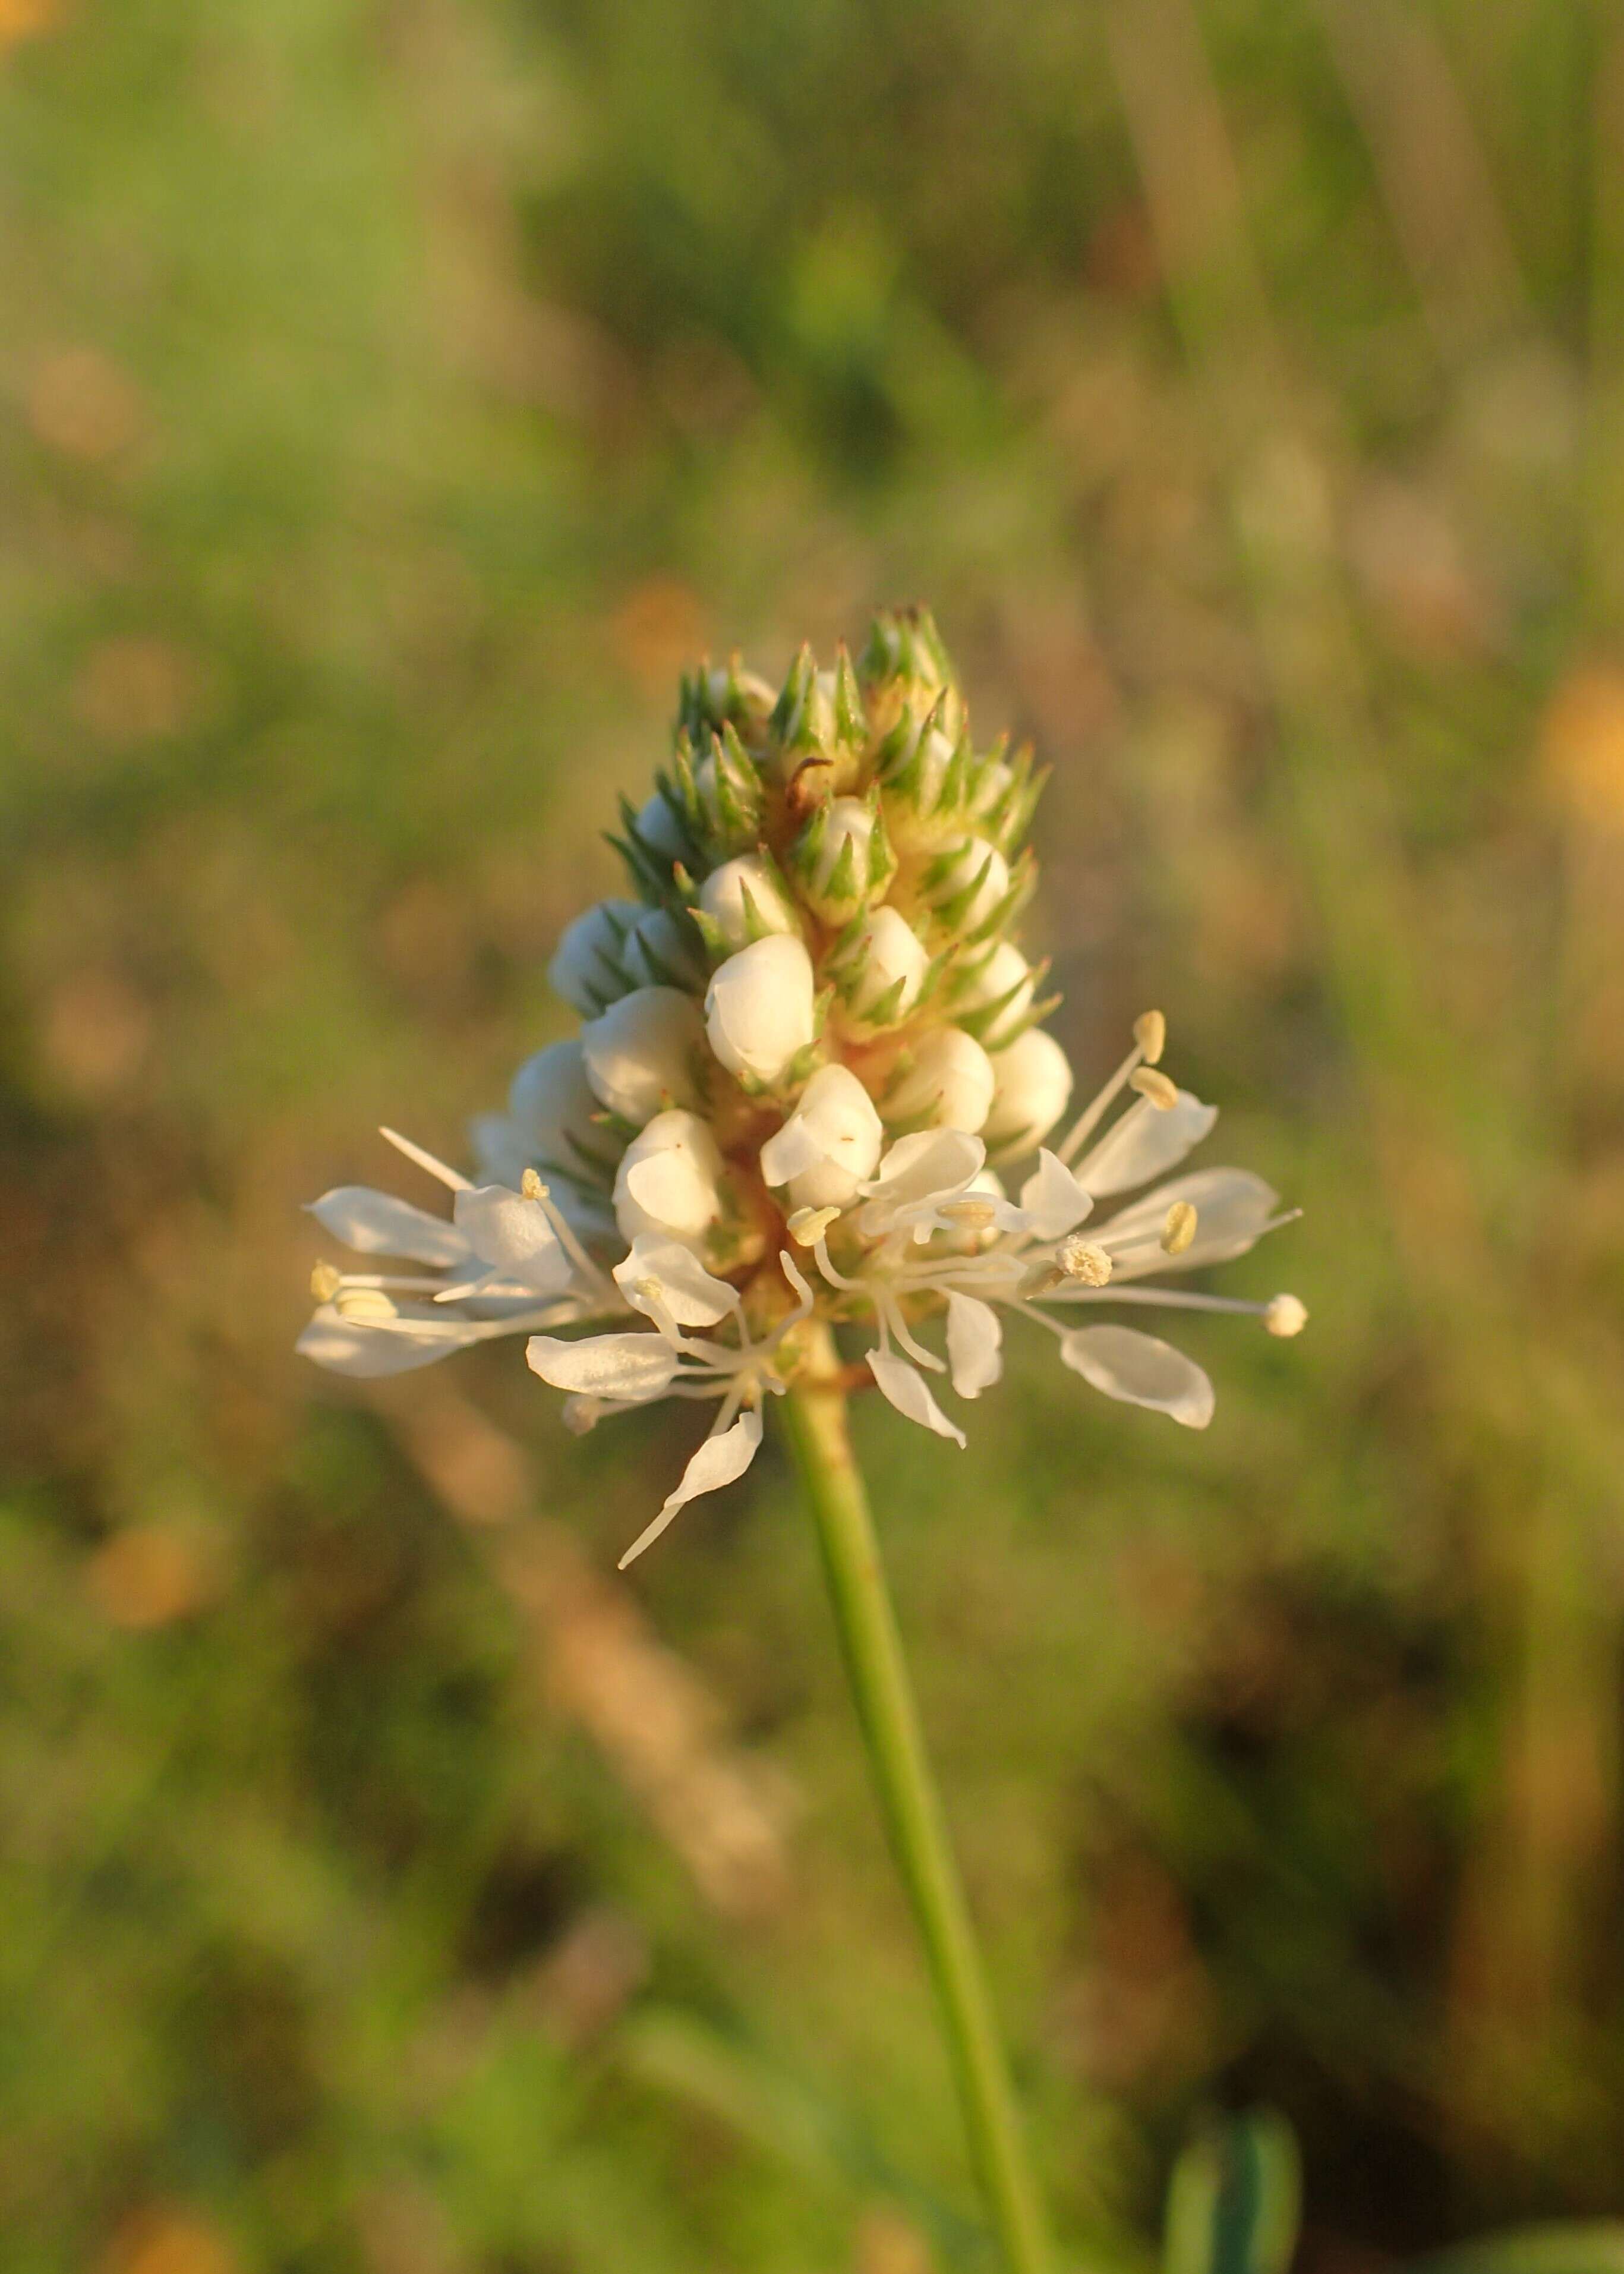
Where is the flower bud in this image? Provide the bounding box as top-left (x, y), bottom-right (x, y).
top-left (759, 1063), bottom-right (884, 1210)
top-left (548, 899), bottom-right (639, 1016)
top-left (619, 906), bottom-right (706, 990)
top-left (840, 905), bottom-right (930, 1032)
top-left (613, 1108), bottom-right (729, 1248)
top-left (922, 834), bottom-right (1010, 936)
top-left (634, 790), bottom-right (691, 865)
top-left (504, 1037), bottom-right (621, 1175)
top-left (581, 986), bottom-right (705, 1125)
top-left (704, 934), bottom-right (816, 1086)
top-left (792, 795), bottom-right (894, 921)
top-left (982, 1025), bottom-right (1074, 1149)
top-left (880, 724), bottom-right (963, 852)
top-left (698, 852), bottom-right (801, 952)
top-left (949, 940), bottom-right (1035, 1048)
top-left (686, 729), bottom-right (765, 854)
top-left (884, 1026), bottom-right (995, 1133)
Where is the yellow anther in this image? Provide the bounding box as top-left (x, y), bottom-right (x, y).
top-left (1057, 1234), bottom-right (1113, 1287)
top-left (944, 1199), bottom-right (998, 1230)
top-left (633, 1277), bottom-right (663, 1304)
top-left (787, 1204), bottom-right (840, 1246)
top-left (1161, 1201), bottom-right (1197, 1255)
top-left (1133, 1008), bottom-right (1166, 1064)
top-left (1264, 1293), bottom-right (1308, 1338)
top-left (521, 1167), bottom-right (547, 1201)
top-left (335, 1286), bottom-right (398, 1322)
top-left (310, 1261), bottom-right (342, 1303)
top-left (1130, 1066), bottom-right (1178, 1110)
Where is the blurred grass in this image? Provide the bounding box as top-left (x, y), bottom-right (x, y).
top-left (3, 1), bottom-right (1624, 2269)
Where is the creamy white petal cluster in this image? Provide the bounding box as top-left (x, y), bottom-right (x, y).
top-left (301, 613), bottom-right (1304, 1564)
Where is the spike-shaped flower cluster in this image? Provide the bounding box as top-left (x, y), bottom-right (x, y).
top-left (301, 610), bottom-right (1305, 1566)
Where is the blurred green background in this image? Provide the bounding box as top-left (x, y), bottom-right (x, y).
top-left (5, 1), bottom-right (1624, 2268)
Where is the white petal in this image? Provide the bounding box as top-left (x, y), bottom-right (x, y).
top-left (612, 1237), bottom-right (739, 1327)
top-left (704, 935), bottom-right (816, 1085)
top-left (866, 1350), bottom-right (967, 1446)
top-left (758, 1113), bottom-right (825, 1186)
top-left (945, 1294), bottom-right (1002, 1399)
top-left (859, 1129), bottom-right (985, 1229)
top-left (307, 1188), bottom-right (472, 1267)
top-left (581, 987), bottom-right (704, 1125)
top-left (297, 1306), bottom-right (483, 1377)
top-left (1096, 1167), bottom-right (1282, 1280)
top-left (1058, 1325), bottom-right (1215, 1428)
top-left (1017, 1149), bottom-right (1093, 1240)
top-left (759, 1064), bottom-right (883, 1196)
top-left (619, 1406), bottom-right (765, 1568)
top-left (613, 1108), bottom-right (727, 1248)
top-left (526, 1332), bottom-right (682, 1401)
top-left (452, 1185), bottom-right (573, 1294)
top-left (1074, 1091), bottom-right (1218, 1197)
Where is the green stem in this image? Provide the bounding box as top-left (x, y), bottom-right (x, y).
top-left (783, 1330), bottom-right (1054, 2274)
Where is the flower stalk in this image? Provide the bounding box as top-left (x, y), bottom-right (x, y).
top-left (783, 1324), bottom-right (1054, 2274)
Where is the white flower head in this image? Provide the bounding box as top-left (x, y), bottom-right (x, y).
top-left (302, 609), bottom-right (1304, 1563)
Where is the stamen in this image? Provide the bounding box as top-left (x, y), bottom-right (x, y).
top-left (1133, 1009), bottom-right (1166, 1064)
top-left (1130, 1066), bottom-right (1178, 1110)
top-left (522, 1174), bottom-right (617, 1301)
top-left (1161, 1201), bottom-right (1197, 1255)
top-left (379, 1126), bottom-right (471, 1192)
top-left (1056, 1023), bottom-right (1147, 1166)
top-left (310, 1261), bottom-right (342, 1303)
top-left (788, 1204), bottom-right (841, 1246)
top-left (1264, 1293), bottom-right (1308, 1338)
top-left (1057, 1234), bottom-right (1113, 1287)
top-left (942, 1199), bottom-right (997, 1230)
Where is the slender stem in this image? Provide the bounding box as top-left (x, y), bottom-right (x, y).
top-left (783, 1328), bottom-right (1054, 2274)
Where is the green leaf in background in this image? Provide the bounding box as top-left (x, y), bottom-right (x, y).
top-left (1163, 2112), bottom-right (1301, 2274)
top-left (1411, 2228), bottom-right (1624, 2274)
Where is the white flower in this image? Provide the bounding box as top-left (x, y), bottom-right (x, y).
top-left (581, 986), bottom-right (705, 1125)
top-left (698, 853), bottom-right (801, 950)
top-left (883, 1026), bottom-right (995, 1133)
top-left (299, 1133), bottom-right (616, 1379)
top-left (983, 1025), bottom-right (1073, 1149)
top-left (759, 1063), bottom-right (884, 1210)
top-left (612, 1108), bottom-right (730, 1249)
top-left (950, 940), bottom-right (1036, 1048)
top-left (548, 899), bottom-right (639, 1016)
top-left (704, 934), bottom-right (816, 1086)
top-left (800, 1021), bottom-right (1302, 1444)
top-left (840, 905), bottom-right (930, 1032)
top-left (528, 1246), bottom-right (815, 1566)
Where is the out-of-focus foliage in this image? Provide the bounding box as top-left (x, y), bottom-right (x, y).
top-left (2, 1), bottom-right (1623, 2268)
